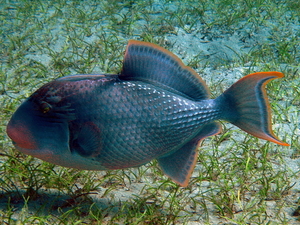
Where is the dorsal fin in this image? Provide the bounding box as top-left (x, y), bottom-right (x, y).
top-left (119, 40), bottom-right (210, 101)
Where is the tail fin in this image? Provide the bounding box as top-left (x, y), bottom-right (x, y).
top-left (216, 71), bottom-right (289, 146)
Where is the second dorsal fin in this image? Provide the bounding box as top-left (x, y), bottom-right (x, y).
top-left (119, 40), bottom-right (210, 101)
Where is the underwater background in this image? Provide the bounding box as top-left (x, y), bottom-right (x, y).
top-left (0, 0), bottom-right (299, 224)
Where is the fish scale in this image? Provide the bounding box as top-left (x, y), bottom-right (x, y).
top-left (6, 40), bottom-right (289, 187)
top-left (75, 80), bottom-right (219, 169)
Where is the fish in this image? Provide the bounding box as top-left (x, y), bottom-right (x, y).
top-left (6, 40), bottom-right (289, 187)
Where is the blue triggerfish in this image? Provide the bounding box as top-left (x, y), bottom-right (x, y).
top-left (6, 40), bottom-right (289, 187)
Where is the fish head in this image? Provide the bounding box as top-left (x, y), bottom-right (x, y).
top-left (6, 88), bottom-right (74, 165)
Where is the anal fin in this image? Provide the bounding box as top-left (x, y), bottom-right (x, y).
top-left (157, 122), bottom-right (221, 187)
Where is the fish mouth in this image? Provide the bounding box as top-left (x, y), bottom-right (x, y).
top-left (7, 123), bottom-right (63, 163)
top-left (7, 120), bottom-right (38, 150)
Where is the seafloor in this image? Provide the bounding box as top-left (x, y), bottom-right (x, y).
top-left (0, 0), bottom-right (299, 224)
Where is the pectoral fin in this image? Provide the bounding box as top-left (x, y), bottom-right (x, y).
top-left (70, 122), bottom-right (102, 158)
top-left (157, 122), bottom-right (221, 187)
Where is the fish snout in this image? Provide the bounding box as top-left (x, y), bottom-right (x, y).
top-left (6, 119), bottom-right (38, 150)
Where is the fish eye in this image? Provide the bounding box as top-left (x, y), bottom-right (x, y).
top-left (40, 101), bottom-right (52, 114)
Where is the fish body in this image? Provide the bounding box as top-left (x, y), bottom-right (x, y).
top-left (6, 40), bottom-right (289, 187)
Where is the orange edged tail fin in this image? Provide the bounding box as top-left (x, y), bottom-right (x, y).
top-left (216, 71), bottom-right (289, 146)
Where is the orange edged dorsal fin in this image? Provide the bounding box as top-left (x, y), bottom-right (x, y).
top-left (120, 40), bottom-right (210, 101)
top-left (157, 122), bottom-right (221, 187)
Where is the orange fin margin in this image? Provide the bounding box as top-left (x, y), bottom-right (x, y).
top-left (157, 122), bottom-right (221, 187)
top-left (120, 40), bottom-right (210, 101)
top-left (218, 71), bottom-right (289, 146)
